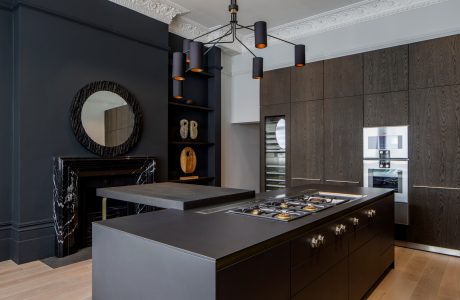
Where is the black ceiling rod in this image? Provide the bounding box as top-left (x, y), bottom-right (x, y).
top-left (204, 27), bottom-right (233, 55)
top-left (192, 23), bottom-right (230, 41)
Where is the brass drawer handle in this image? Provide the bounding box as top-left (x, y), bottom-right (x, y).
top-left (413, 185), bottom-right (460, 191)
top-left (310, 234), bottom-right (326, 248)
top-left (326, 179), bottom-right (360, 184)
top-left (366, 209), bottom-right (376, 218)
top-left (292, 178), bottom-right (321, 181)
top-left (352, 217), bottom-right (359, 226)
top-left (335, 224), bottom-right (347, 236)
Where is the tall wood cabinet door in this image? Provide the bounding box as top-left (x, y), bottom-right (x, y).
top-left (324, 54), bottom-right (363, 99)
top-left (260, 67), bottom-right (291, 106)
top-left (410, 85), bottom-right (460, 188)
top-left (364, 45), bottom-right (408, 94)
top-left (260, 103), bottom-right (290, 191)
top-left (290, 100), bottom-right (323, 187)
top-left (291, 61), bottom-right (324, 102)
top-left (324, 96), bottom-right (363, 185)
top-left (409, 35), bottom-right (460, 89)
top-left (408, 187), bottom-right (460, 250)
top-left (364, 91), bottom-right (409, 127)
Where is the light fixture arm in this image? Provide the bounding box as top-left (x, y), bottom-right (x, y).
top-left (234, 34), bottom-right (257, 58)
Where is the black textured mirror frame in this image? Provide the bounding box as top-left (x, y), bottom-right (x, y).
top-left (172, 52), bottom-right (186, 80)
top-left (295, 44), bottom-right (306, 67)
top-left (253, 57), bottom-right (263, 79)
top-left (70, 81), bottom-right (143, 157)
top-left (254, 21), bottom-right (267, 49)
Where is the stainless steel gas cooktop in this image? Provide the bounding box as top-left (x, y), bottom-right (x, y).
top-left (227, 190), bottom-right (365, 222)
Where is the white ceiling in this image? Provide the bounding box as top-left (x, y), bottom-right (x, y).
top-left (172, 0), bottom-right (365, 29)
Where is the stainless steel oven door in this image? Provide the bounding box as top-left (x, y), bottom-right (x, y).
top-left (363, 160), bottom-right (408, 203)
top-left (363, 126), bottom-right (408, 159)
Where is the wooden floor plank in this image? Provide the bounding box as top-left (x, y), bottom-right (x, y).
top-left (0, 247), bottom-right (459, 299)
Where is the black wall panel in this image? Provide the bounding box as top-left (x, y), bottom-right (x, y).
top-left (2, 0), bottom-right (169, 263)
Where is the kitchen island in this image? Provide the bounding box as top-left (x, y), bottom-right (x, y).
top-left (92, 185), bottom-right (394, 300)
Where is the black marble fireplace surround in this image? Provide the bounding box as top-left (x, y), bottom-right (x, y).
top-left (53, 157), bottom-right (157, 257)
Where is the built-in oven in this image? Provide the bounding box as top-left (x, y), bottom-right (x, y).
top-left (363, 160), bottom-right (408, 203)
top-left (363, 126), bottom-right (409, 225)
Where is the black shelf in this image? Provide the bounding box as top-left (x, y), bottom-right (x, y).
top-left (186, 69), bottom-right (214, 78)
top-left (169, 141), bottom-right (215, 146)
top-left (169, 176), bottom-right (215, 184)
top-left (168, 101), bottom-right (214, 111)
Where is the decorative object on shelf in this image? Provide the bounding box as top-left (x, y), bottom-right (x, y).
top-left (180, 119), bottom-right (189, 139)
top-left (186, 99), bottom-right (193, 105)
top-left (180, 147), bottom-right (197, 179)
top-left (190, 120), bottom-right (198, 140)
top-left (70, 81), bottom-right (142, 157)
top-left (171, 0), bottom-right (305, 81)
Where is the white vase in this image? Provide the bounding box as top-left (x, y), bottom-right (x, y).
top-left (190, 121), bottom-right (198, 140)
top-left (180, 119), bottom-right (189, 140)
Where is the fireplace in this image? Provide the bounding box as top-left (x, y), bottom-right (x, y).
top-left (53, 157), bottom-right (157, 257)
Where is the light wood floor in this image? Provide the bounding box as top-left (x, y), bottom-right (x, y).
top-left (0, 247), bottom-right (459, 300)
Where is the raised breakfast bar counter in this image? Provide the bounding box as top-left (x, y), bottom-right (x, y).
top-left (93, 184), bottom-right (394, 300)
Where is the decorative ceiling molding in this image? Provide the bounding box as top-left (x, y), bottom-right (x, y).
top-left (108, 0), bottom-right (190, 24)
top-left (244, 0), bottom-right (449, 46)
top-left (169, 16), bottom-right (243, 54)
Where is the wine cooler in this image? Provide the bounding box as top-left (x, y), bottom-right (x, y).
top-left (264, 116), bottom-right (286, 191)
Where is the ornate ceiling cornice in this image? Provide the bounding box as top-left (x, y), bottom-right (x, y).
top-left (243, 0), bottom-right (449, 46)
top-left (110, 0), bottom-right (448, 53)
top-left (108, 0), bottom-right (189, 24)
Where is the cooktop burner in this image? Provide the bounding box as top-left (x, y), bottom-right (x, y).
top-left (227, 190), bottom-right (364, 222)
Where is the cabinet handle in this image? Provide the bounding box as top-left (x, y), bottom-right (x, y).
top-left (366, 209), bottom-right (377, 218)
top-left (292, 178), bottom-right (321, 181)
top-left (351, 217), bottom-right (360, 226)
top-left (310, 234), bottom-right (326, 248)
top-left (326, 180), bottom-right (360, 184)
top-left (335, 224), bottom-right (347, 236)
top-left (413, 185), bottom-right (460, 191)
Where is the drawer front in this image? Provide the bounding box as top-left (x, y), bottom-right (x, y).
top-left (348, 195), bottom-right (394, 252)
top-left (349, 237), bottom-right (394, 300)
top-left (292, 258), bottom-right (348, 300)
top-left (291, 218), bottom-right (349, 295)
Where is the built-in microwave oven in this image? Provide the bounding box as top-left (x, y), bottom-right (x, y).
top-left (363, 126), bottom-right (408, 159)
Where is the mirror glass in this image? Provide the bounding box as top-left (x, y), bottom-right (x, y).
top-left (81, 91), bottom-right (135, 147)
top-left (275, 118), bottom-right (286, 149)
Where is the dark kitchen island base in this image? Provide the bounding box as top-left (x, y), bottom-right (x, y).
top-left (92, 185), bottom-right (394, 300)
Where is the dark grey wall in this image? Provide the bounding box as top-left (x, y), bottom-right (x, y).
top-left (4, 0), bottom-right (169, 263)
top-left (0, 7), bottom-right (12, 261)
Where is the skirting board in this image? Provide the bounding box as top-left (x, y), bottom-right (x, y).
top-left (396, 240), bottom-right (460, 258)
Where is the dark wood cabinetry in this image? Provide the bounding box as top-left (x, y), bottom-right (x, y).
top-left (324, 54), bottom-right (363, 99)
top-left (217, 243), bottom-right (291, 300)
top-left (364, 45), bottom-right (408, 94)
top-left (410, 85), bottom-right (460, 187)
top-left (260, 67), bottom-right (291, 106)
top-left (324, 96), bottom-right (363, 185)
top-left (290, 100), bottom-right (323, 187)
top-left (364, 91), bottom-right (409, 127)
top-left (409, 35), bottom-right (460, 89)
top-left (291, 62), bottom-right (324, 102)
top-left (406, 187), bottom-right (460, 250)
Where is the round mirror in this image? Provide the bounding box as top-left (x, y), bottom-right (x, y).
top-left (71, 81), bottom-right (142, 157)
top-left (81, 91), bottom-right (134, 147)
top-left (275, 118), bottom-right (286, 149)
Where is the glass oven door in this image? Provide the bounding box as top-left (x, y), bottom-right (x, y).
top-left (363, 160), bottom-right (408, 203)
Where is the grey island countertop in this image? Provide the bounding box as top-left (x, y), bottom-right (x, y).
top-left (94, 184), bottom-right (393, 269)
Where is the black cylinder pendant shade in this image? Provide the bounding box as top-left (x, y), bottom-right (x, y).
top-left (295, 44), bottom-right (306, 67)
top-left (172, 52), bottom-right (186, 80)
top-left (182, 39), bottom-right (191, 63)
top-left (189, 41), bottom-right (204, 72)
top-left (253, 57), bottom-right (264, 79)
top-left (173, 80), bottom-right (183, 99)
top-left (254, 21), bottom-right (267, 49)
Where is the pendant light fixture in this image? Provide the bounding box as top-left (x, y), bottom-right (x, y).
top-left (171, 0), bottom-right (306, 82)
top-left (172, 80), bottom-right (183, 99)
top-left (172, 52), bottom-right (186, 80)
